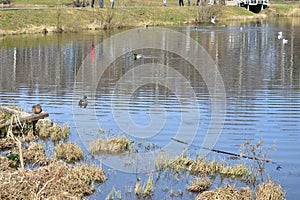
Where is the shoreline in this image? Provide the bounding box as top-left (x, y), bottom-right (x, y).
top-left (0, 4), bottom-right (299, 36)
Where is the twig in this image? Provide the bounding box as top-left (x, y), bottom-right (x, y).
top-left (35, 177), bottom-right (56, 199)
top-left (8, 116), bottom-right (25, 176)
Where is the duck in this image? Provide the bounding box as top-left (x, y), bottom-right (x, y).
top-left (79, 96), bottom-right (88, 108)
top-left (211, 16), bottom-right (216, 24)
top-left (282, 38), bottom-right (288, 44)
top-left (32, 104), bottom-right (42, 114)
top-left (133, 53), bottom-right (143, 60)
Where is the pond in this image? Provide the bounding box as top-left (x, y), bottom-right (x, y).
top-left (0, 17), bottom-right (300, 199)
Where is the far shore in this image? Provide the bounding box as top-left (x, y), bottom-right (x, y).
top-left (0, 3), bottom-right (299, 36)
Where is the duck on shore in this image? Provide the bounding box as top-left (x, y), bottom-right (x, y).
top-left (79, 96), bottom-right (88, 108)
top-left (32, 104), bottom-right (42, 114)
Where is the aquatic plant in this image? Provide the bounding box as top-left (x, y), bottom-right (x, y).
top-left (240, 138), bottom-right (274, 182)
top-left (54, 142), bottom-right (84, 163)
top-left (135, 175), bottom-right (154, 199)
top-left (89, 137), bottom-right (130, 154)
top-left (256, 177), bottom-right (285, 200)
top-left (187, 177), bottom-right (211, 193)
top-left (219, 163), bottom-right (250, 179)
top-left (196, 184), bottom-right (252, 200)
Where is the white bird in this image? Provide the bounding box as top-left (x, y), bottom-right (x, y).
top-left (133, 53), bottom-right (143, 60)
top-left (282, 38), bottom-right (288, 44)
top-left (211, 16), bottom-right (216, 24)
top-left (240, 27), bottom-right (243, 31)
top-left (277, 31), bottom-right (283, 39)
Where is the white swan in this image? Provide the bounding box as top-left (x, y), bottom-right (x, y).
top-left (282, 38), bottom-right (288, 44)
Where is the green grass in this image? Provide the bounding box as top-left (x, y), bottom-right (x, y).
top-left (0, 2), bottom-right (299, 35)
top-left (12, 0), bottom-right (73, 6)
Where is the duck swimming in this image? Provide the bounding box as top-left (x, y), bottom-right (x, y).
top-left (79, 96), bottom-right (88, 108)
top-left (32, 104), bottom-right (42, 114)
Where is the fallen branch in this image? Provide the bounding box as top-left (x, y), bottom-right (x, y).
top-left (171, 137), bottom-right (281, 170)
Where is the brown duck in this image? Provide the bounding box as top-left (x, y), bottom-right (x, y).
top-left (32, 104), bottom-right (42, 114)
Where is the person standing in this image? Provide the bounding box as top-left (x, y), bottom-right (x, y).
top-left (179, 0), bottom-right (184, 6)
top-left (163, 0), bottom-right (166, 6)
top-left (110, 0), bottom-right (114, 8)
top-left (91, 0), bottom-right (95, 7)
top-left (99, 0), bottom-right (104, 8)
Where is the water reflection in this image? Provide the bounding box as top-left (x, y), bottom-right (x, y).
top-left (0, 18), bottom-right (300, 198)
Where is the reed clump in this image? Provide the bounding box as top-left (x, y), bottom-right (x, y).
top-left (135, 175), bottom-right (154, 199)
top-left (89, 137), bottom-right (130, 154)
top-left (23, 141), bottom-right (48, 165)
top-left (156, 153), bottom-right (249, 178)
top-left (256, 178), bottom-right (285, 200)
top-left (187, 177), bottom-right (212, 193)
top-left (219, 164), bottom-right (249, 179)
top-left (0, 160), bottom-right (106, 199)
top-left (196, 185), bottom-right (252, 200)
top-left (36, 119), bottom-right (70, 142)
top-left (55, 142), bottom-right (84, 163)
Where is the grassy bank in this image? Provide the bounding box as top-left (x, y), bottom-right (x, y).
top-left (0, 0), bottom-right (299, 36)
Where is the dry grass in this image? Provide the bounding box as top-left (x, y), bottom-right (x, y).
top-left (187, 177), bottom-right (211, 193)
top-left (0, 137), bottom-right (16, 150)
top-left (0, 108), bottom-right (107, 199)
top-left (256, 179), bottom-right (285, 200)
top-left (196, 185), bottom-right (252, 200)
top-left (55, 142), bottom-right (84, 163)
top-left (135, 175), bottom-right (154, 198)
top-left (0, 156), bottom-right (16, 173)
top-left (23, 142), bottom-right (48, 165)
top-left (190, 158), bottom-right (219, 176)
top-left (156, 153), bottom-right (248, 178)
top-left (36, 119), bottom-right (70, 142)
top-left (89, 137), bottom-right (130, 154)
top-left (220, 164), bottom-right (249, 179)
top-left (0, 160), bottom-right (106, 199)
